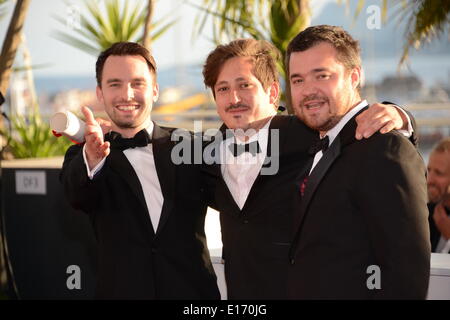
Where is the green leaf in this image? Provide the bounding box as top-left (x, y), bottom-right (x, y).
top-left (1, 112), bottom-right (73, 158)
top-left (152, 20), bottom-right (177, 42)
top-left (51, 30), bottom-right (100, 56)
top-left (52, 0), bottom-right (174, 55)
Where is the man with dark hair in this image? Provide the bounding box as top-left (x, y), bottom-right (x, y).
top-left (202, 39), bottom-right (316, 300)
top-left (287, 25), bottom-right (430, 299)
top-left (427, 138), bottom-right (450, 253)
top-left (61, 42), bottom-right (220, 299)
top-left (201, 38), bottom-right (417, 299)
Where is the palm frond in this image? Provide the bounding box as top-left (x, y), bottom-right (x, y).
top-left (149, 19), bottom-right (178, 42)
top-left (190, 1), bottom-right (265, 42)
top-left (1, 112), bottom-right (72, 158)
top-left (189, 0), bottom-right (311, 113)
top-left (51, 30), bottom-right (100, 56)
top-left (52, 0), bottom-right (172, 55)
top-left (0, 0), bottom-right (9, 21)
top-left (12, 63), bottom-right (52, 72)
top-left (390, 0), bottom-right (450, 65)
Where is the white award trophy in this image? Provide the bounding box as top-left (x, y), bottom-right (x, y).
top-left (50, 110), bottom-right (86, 143)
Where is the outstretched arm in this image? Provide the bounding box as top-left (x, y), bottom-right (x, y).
top-left (60, 106), bottom-right (110, 213)
top-left (82, 106), bottom-right (111, 170)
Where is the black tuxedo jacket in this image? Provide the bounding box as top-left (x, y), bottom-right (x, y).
top-left (202, 115), bottom-right (317, 299)
top-left (288, 108), bottom-right (430, 299)
top-left (61, 123), bottom-right (220, 299)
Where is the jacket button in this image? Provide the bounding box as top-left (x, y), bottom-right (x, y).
top-left (290, 258), bottom-right (295, 265)
top-left (151, 247), bottom-right (157, 254)
top-left (243, 220), bottom-right (249, 224)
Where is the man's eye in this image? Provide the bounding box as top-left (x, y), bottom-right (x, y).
top-left (240, 83), bottom-right (250, 88)
top-left (292, 78), bottom-right (303, 84)
top-left (109, 83), bottom-right (120, 87)
top-left (318, 74), bottom-right (330, 80)
top-left (217, 87), bottom-right (228, 92)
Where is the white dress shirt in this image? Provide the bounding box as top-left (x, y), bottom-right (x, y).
top-left (83, 122), bottom-right (164, 232)
top-left (310, 100), bottom-right (413, 173)
top-left (220, 118), bottom-right (272, 210)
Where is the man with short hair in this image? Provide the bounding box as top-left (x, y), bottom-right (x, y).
top-left (201, 38), bottom-right (417, 299)
top-left (61, 42), bottom-right (220, 299)
top-left (287, 25), bottom-right (429, 299)
top-left (427, 138), bottom-right (450, 253)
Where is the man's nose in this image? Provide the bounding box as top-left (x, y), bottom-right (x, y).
top-left (229, 89), bottom-right (240, 104)
top-left (301, 79), bottom-right (318, 98)
top-left (124, 84), bottom-right (135, 100)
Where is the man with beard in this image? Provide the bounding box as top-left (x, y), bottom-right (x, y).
top-left (427, 138), bottom-right (450, 253)
top-left (201, 38), bottom-right (416, 299)
top-left (60, 42), bottom-right (220, 299)
top-left (287, 25), bottom-right (429, 299)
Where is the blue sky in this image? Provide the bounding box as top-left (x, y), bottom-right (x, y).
top-left (0, 0), bottom-right (331, 77)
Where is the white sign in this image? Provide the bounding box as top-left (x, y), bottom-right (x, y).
top-left (15, 170), bottom-right (46, 195)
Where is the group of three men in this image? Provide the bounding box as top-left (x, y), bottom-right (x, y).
top-left (61, 25), bottom-right (430, 299)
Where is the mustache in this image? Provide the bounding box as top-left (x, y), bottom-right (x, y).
top-left (226, 103), bottom-right (250, 112)
top-left (300, 94), bottom-right (329, 107)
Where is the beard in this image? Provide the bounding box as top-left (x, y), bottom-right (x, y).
top-left (302, 113), bottom-right (343, 132)
top-left (107, 112), bottom-right (139, 129)
top-left (427, 184), bottom-right (442, 204)
top-left (106, 100), bottom-right (147, 129)
top-left (296, 103), bottom-right (344, 132)
top-left (112, 118), bottom-right (138, 129)
top-left (296, 93), bottom-right (351, 132)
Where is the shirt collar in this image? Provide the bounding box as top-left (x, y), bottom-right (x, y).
top-left (222, 116), bottom-right (274, 159)
top-left (146, 121), bottom-right (154, 138)
top-left (325, 99), bottom-right (368, 145)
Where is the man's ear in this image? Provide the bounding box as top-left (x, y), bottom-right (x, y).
top-left (350, 66), bottom-right (362, 90)
top-left (268, 82), bottom-right (280, 105)
top-left (152, 83), bottom-right (159, 102)
top-left (96, 86), bottom-right (103, 103)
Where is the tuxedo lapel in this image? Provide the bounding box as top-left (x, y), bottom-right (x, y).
top-left (216, 159), bottom-right (243, 216)
top-left (202, 126), bottom-right (243, 215)
top-left (290, 108), bottom-right (365, 260)
top-left (241, 116), bottom-right (286, 214)
top-left (151, 123), bottom-right (176, 236)
top-left (108, 149), bottom-right (147, 210)
top-left (108, 148), bottom-right (155, 238)
top-left (219, 174), bottom-right (243, 215)
top-left (293, 137), bottom-right (341, 231)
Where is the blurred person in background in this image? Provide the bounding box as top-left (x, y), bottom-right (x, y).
top-left (427, 138), bottom-right (450, 254)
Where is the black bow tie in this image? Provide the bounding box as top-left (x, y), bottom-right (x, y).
top-left (229, 141), bottom-right (261, 157)
top-left (308, 136), bottom-right (329, 155)
top-left (105, 129), bottom-right (152, 151)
